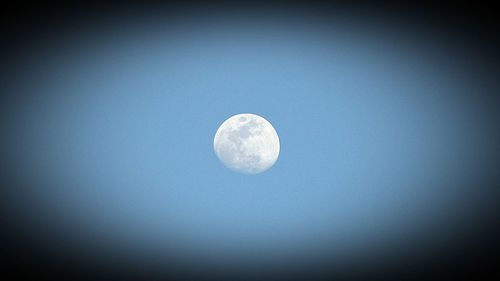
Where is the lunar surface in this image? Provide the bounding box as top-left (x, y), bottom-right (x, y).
top-left (213, 113), bottom-right (280, 174)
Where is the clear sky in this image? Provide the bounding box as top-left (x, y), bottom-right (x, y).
top-left (6, 13), bottom-right (493, 271)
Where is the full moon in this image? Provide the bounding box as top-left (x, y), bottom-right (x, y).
top-left (214, 113), bottom-right (280, 174)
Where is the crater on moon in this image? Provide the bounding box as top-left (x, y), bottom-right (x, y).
top-left (213, 113), bottom-right (280, 174)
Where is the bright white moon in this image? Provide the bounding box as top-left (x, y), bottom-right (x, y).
top-left (214, 113), bottom-right (280, 174)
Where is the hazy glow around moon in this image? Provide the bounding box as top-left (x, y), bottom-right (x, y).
top-left (214, 113), bottom-right (280, 174)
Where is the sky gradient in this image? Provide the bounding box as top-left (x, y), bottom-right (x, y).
top-left (2, 10), bottom-right (498, 277)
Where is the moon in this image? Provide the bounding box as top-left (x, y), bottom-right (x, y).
top-left (214, 113), bottom-right (280, 174)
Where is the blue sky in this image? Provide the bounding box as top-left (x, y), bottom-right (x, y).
top-left (8, 15), bottom-right (491, 269)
